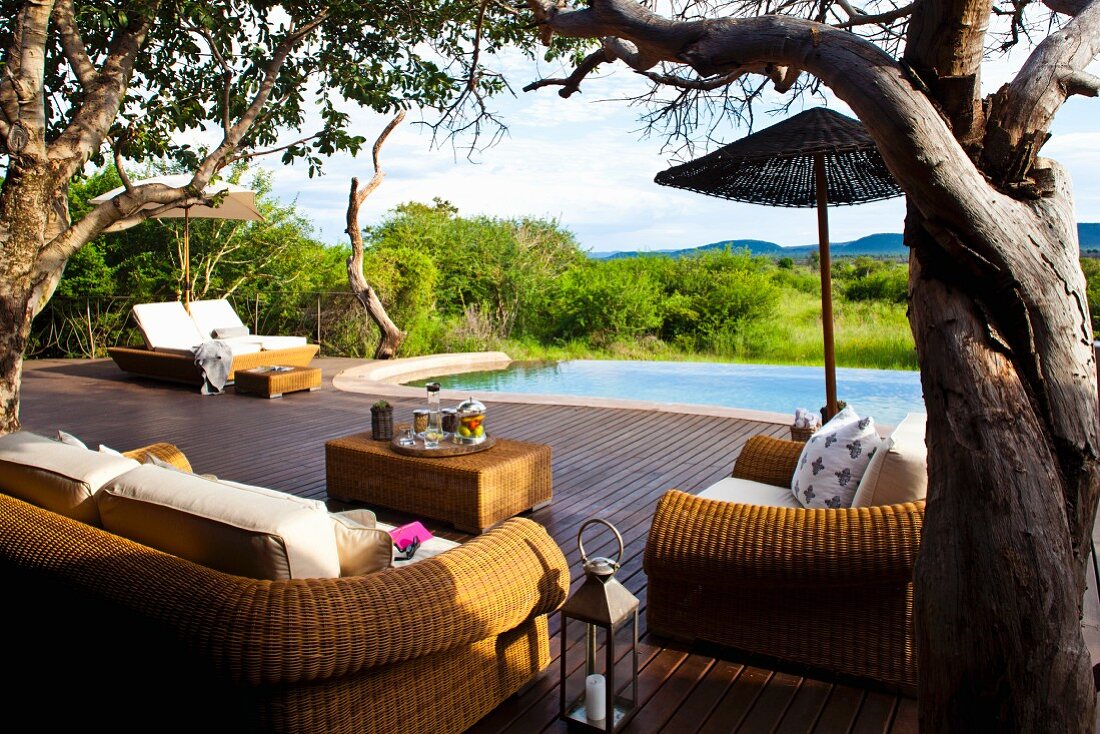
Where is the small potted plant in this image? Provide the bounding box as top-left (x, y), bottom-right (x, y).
top-left (371, 399), bottom-right (393, 440)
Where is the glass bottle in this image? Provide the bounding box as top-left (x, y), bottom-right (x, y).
top-left (424, 382), bottom-right (443, 448)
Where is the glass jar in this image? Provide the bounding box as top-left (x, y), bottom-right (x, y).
top-left (455, 396), bottom-right (487, 444)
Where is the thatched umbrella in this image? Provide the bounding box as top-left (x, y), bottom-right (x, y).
top-left (655, 107), bottom-right (903, 420)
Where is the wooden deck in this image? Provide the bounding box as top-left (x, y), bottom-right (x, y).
top-left (19, 357), bottom-right (935, 732)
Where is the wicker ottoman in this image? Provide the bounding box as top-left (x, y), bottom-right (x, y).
top-left (325, 432), bottom-right (553, 533)
top-left (234, 365), bottom-right (321, 399)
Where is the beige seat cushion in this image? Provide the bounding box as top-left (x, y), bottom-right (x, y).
top-left (132, 301), bottom-right (205, 351)
top-left (99, 466), bottom-right (341, 580)
top-left (852, 413), bottom-right (927, 507)
top-left (698, 476), bottom-right (804, 509)
top-left (0, 431), bottom-right (140, 525)
top-left (330, 509), bottom-right (393, 576)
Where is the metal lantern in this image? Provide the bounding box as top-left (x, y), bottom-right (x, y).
top-left (559, 518), bottom-right (639, 732)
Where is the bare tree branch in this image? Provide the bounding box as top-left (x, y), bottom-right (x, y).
top-left (3, 2), bottom-right (54, 161)
top-left (50, 0), bottom-right (100, 87)
top-left (112, 135), bottom-right (134, 191)
top-left (1063, 69), bottom-right (1100, 96)
top-left (192, 12), bottom-right (330, 185)
top-left (47, 6), bottom-right (158, 177)
top-left (982, 0), bottom-right (1100, 186)
top-left (226, 133), bottom-right (324, 164)
top-left (346, 111), bottom-right (407, 358)
top-left (832, 0), bottom-right (916, 27)
top-left (1044, 0), bottom-right (1090, 15)
top-left (523, 48), bottom-right (611, 96)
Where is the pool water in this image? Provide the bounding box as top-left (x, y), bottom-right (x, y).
top-left (408, 360), bottom-right (924, 425)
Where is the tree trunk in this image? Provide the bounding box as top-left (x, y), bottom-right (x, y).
top-left (344, 113), bottom-right (407, 360)
top-left (907, 182), bottom-right (1098, 730)
top-left (0, 163), bottom-right (62, 434)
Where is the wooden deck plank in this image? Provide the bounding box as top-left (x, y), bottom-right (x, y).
top-left (19, 358), bottom-right (917, 734)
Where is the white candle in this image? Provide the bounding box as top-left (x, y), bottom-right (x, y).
top-left (585, 673), bottom-right (607, 722)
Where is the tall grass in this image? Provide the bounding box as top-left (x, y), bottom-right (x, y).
top-left (499, 288), bottom-right (918, 370)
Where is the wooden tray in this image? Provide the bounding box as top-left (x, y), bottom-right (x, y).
top-left (389, 432), bottom-right (496, 458)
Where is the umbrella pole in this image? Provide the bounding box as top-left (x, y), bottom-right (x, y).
top-left (183, 207), bottom-right (191, 313)
top-left (814, 153), bottom-right (839, 421)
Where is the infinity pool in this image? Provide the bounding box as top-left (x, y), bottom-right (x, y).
top-left (408, 360), bottom-right (924, 425)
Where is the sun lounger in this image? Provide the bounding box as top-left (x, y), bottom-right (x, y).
top-left (107, 300), bottom-right (318, 385)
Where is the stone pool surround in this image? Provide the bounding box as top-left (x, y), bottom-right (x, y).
top-left (333, 351), bottom-right (794, 424)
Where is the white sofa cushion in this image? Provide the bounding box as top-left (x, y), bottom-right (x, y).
top-left (188, 299), bottom-right (246, 339)
top-left (791, 406), bottom-right (881, 509)
top-left (0, 431), bottom-right (139, 525)
top-left (132, 301), bottom-right (206, 351)
top-left (852, 413), bottom-right (928, 507)
top-left (698, 476), bottom-right (804, 509)
top-left (330, 509), bottom-right (394, 576)
top-left (98, 466), bottom-right (342, 580)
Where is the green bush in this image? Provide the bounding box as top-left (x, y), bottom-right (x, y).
top-left (546, 260), bottom-right (663, 344)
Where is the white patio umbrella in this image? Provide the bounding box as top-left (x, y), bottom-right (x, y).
top-left (90, 174), bottom-right (263, 310)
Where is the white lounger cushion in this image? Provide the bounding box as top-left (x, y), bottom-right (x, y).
top-left (187, 299), bottom-right (246, 338)
top-left (254, 335), bottom-right (308, 350)
top-left (0, 431), bottom-right (139, 526)
top-left (99, 466), bottom-right (342, 580)
top-left (697, 476), bottom-right (804, 509)
top-left (132, 301), bottom-right (205, 352)
top-left (190, 299), bottom-right (307, 350)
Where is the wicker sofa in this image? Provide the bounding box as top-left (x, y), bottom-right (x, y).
top-left (644, 434), bottom-right (924, 692)
top-left (0, 442), bottom-right (569, 733)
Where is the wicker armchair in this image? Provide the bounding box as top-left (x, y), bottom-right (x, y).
top-left (0, 444), bottom-right (570, 733)
top-left (644, 435), bottom-right (924, 692)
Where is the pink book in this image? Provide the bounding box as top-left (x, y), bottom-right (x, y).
top-left (389, 521), bottom-right (433, 550)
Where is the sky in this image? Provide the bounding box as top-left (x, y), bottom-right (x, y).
top-left (253, 45), bottom-right (1100, 255)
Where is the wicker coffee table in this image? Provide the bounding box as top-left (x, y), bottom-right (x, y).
top-left (325, 431), bottom-right (552, 533)
top-left (234, 365), bottom-right (321, 399)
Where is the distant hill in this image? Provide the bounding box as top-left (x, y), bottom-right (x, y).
top-left (594, 224), bottom-right (1100, 259)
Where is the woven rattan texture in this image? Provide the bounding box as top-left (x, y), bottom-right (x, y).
top-left (122, 442), bottom-right (193, 472)
top-left (0, 483), bottom-right (568, 732)
top-left (235, 366), bottom-right (322, 397)
top-left (654, 108), bottom-right (902, 208)
top-left (326, 432), bottom-right (553, 533)
top-left (107, 344), bottom-right (319, 384)
top-left (731, 434), bottom-right (806, 486)
top-left (646, 436), bottom-right (924, 692)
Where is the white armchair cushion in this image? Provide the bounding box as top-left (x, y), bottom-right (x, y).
top-left (187, 299), bottom-right (246, 338)
top-left (852, 413), bottom-right (928, 507)
top-left (99, 467), bottom-right (342, 580)
top-left (791, 406), bottom-right (881, 509)
top-left (0, 431), bottom-right (139, 525)
top-left (698, 476), bottom-right (804, 508)
top-left (132, 301), bottom-right (205, 351)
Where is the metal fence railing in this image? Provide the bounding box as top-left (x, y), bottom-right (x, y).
top-left (28, 292), bottom-right (378, 360)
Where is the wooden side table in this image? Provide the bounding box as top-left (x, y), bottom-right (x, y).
top-left (325, 431), bottom-right (553, 533)
top-left (234, 365), bottom-right (322, 399)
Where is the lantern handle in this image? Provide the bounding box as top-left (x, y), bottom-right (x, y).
top-left (577, 517), bottom-right (624, 568)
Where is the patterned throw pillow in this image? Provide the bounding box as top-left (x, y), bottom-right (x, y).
top-left (791, 406), bottom-right (881, 509)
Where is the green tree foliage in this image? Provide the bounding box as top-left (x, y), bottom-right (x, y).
top-left (544, 259), bottom-right (663, 344)
top-left (1081, 258), bottom-right (1100, 337)
top-left (366, 199), bottom-right (585, 339)
top-left (836, 257), bottom-right (909, 304)
top-left (651, 248), bottom-right (780, 353)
